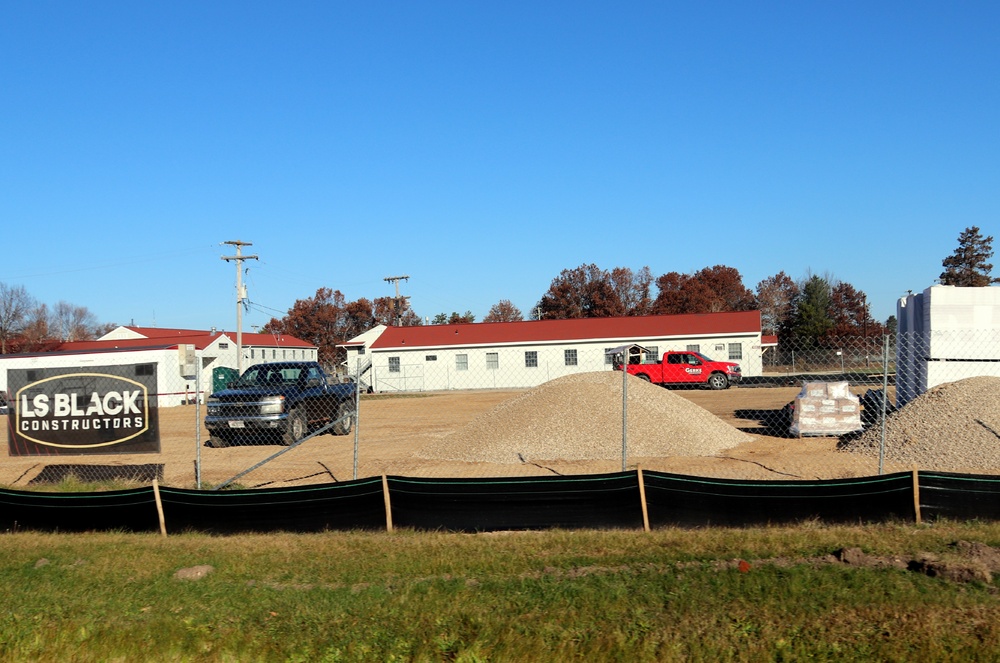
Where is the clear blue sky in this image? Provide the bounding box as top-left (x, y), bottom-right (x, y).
top-left (2, 2), bottom-right (997, 332)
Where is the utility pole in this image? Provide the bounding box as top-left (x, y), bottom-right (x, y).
top-left (222, 240), bottom-right (259, 375)
top-left (384, 275), bottom-right (410, 326)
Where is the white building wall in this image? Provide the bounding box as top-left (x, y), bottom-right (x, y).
top-left (366, 333), bottom-right (761, 393)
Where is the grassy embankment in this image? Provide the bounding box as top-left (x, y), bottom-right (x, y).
top-left (1, 522), bottom-right (998, 662)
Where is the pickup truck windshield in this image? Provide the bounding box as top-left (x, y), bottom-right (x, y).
top-left (235, 366), bottom-right (304, 387)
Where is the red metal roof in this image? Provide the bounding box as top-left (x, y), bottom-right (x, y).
top-left (370, 311), bottom-right (761, 350)
top-left (121, 327), bottom-right (211, 338)
top-left (56, 328), bottom-right (314, 353)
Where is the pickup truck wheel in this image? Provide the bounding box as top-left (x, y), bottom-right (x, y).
top-left (707, 373), bottom-right (729, 390)
top-left (282, 408), bottom-right (307, 446)
top-left (636, 374), bottom-right (651, 383)
top-left (332, 402), bottom-right (354, 436)
top-left (206, 435), bottom-right (229, 449)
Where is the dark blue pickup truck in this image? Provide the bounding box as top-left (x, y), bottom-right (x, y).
top-left (204, 361), bottom-right (357, 448)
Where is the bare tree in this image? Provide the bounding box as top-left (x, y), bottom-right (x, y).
top-left (755, 272), bottom-right (799, 337)
top-left (0, 282), bottom-right (34, 354)
top-left (609, 266), bottom-right (654, 315)
top-left (52, 301), bottom-right (101, 342)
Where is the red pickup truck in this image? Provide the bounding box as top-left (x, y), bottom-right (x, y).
top-left (615, 350), bottom-right (741, 390)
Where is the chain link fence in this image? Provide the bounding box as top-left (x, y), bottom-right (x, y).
top-left (2, 329), bottom-right (998, 490)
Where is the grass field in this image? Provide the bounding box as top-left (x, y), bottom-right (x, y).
top-left (2, 522), bottom-right (999, 661)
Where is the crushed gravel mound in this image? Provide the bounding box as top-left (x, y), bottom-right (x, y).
top-left (843, 376), bottom-right (1000, 471)
top-left (416, 372), bottom-right (752, 463)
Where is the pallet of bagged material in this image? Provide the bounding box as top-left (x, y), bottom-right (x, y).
top-left (789, 381), bottom-right (862, 437)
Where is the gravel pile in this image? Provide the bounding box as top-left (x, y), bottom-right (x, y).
top-left (843, 376), bottom-right (1000, 471)
top-left (416, 372), bottom-right (752, 463)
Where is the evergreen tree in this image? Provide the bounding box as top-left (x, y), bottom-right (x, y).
top-left (940, 226), bottom-right (999, 286)
top-left (793, 275), bottom-right (834, 345)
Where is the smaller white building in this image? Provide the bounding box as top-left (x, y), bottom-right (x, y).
top-left (1, 327), bottom-right (318, 407)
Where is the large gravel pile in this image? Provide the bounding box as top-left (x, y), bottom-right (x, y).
top-left (416, 372), bottom-right (752, 463)
top-left (843, 376), bottom-right (1000, 471)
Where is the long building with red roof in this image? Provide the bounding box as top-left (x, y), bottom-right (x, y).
top-left (341, 311), bottom-right (763, 392)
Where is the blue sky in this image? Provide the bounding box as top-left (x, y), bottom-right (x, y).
top-left (2, 2), bottom-right (997, 332)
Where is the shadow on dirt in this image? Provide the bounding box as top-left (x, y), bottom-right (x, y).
top-left (734, 408), bottom-right (793, 437)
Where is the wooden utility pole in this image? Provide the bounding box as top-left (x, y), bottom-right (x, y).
top-left (222, 240), bottom-right (258, 375)
top-left (384, 275), bottom-right (410, 326)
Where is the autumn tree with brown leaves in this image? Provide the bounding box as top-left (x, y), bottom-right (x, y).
top-left (263, 289), bottom-right (423, 368)
top-left (373, 296), bottom-right (421, 327)
top-left (829, 281), bottom-right (883, 341)
top-left (652, 265), bottom-right (756, 315)
top-left (483, 300), bottom-right (523, 323)
top-left (536, 264), bottom-right (624, 319)
top-left (262, 287), bottom-right (348, 367)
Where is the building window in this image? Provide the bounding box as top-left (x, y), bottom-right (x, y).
top-left (728, 343), bottom-right (743, 361)
top-left (272, 349), bottom-right (277, 359)
top-left (715, 344), bottom-right (724, 352)
top-left (219, 343), bottom-right (229, 350)
top-left (426, 355), bottom-right (437, 362)
top-left (645, 346), bottom-right (659, 363)
top-left (604, 348), bottom-right (616, 365)
top-left (135, 364), bottom-right (154, 376)
top-left (687, 344), bottom-right (700, 353)
top-left (456, 354), bottom-right (468, 371)
top-left (388, 357), bottom-right (401, 373)
top-left (564, 349), bottom-right (578, 366)
top-left (250, 349), bottom-right (255, 359)
top-left (525, 351), bottom-right (538, 368)
top-left (486, 352), bottom-right (499, 370)
top-left (358, 346), bottom-right (366, 355)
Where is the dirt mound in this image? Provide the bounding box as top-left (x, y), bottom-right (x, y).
top-left (416, 372), bottom-right (752, 463)
top-left (842, 376), bottom-right (1000, 471)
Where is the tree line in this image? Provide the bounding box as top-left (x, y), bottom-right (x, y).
top-left (0, 283), bottom-right (112, 355)
top-left (0, 226), bottom-right (994, 367)
top-left (261, 226), bottom-right (995, 367)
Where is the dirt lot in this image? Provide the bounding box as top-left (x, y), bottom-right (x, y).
top-left (2, 384), bottom-right (930, 489)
